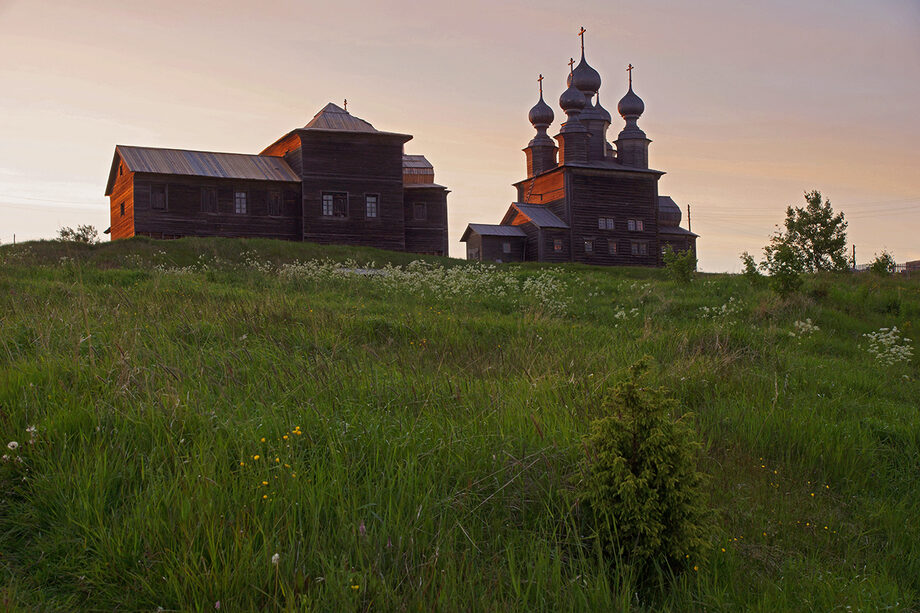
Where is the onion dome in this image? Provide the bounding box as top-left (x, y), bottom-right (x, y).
top-left (571, 52), bottom-right (602, 94)
top-left (595, 93), bottom-right (612, 124)
top-left (617, 84), bottom-right (645, 119)
top-left (528, 93), bottom-right (554, 127)
top-left (560, 81), bottom-right (586, 113)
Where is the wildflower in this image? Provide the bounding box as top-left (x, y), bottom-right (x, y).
top-left (351, 585), bottom-right (359, 590)
top-left (239, 462), bottom-right (245, 466)
top-left (262, 494), bottom-right (268, 499)
top-left (7, 441), bottom-right (18, 450)
top-left (721, 548), bottom-right (726, 552)
top-left (260, 437), bottom-right (266, 443)
top-left (262, 481), bottom-right (268, 486)
top-left (26, 426), bottom-right (36, 435)
top-left (215, 601), bottom-right (220, 610)
top-left (253, 455), bottom-right (260, 460)
top-left (283, 435), bottom-right (288, 440)
top-left (358, 520), bottom-right (366, 537)
top-left (271, 553), bottom-right (280, 566)
top-left (693, 565), bottom-right (698, 572)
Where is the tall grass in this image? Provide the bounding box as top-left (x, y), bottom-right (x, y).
top-left (0, 237), bottom-right (917, 610)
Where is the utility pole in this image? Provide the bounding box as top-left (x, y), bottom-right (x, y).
top-left (687, 204), bottom-right (691, 232)
top-left (852, 244), bottom-right (856, 269)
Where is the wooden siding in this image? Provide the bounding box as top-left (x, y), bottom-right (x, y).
top-left (478, 235), bottom-right (525, 263)
top-left (515, 169), bottom-right (566, 212)
top-left (300, 132), bottom-right (407, 251)
top-left (567, 169), bottom-right (660, 267)
top-left (539, 228), bottom-right (571, 263)
top-left (108, 159), bottom-right (135, 240)
top-left (403, 186), bottom-right (449, 255)
top-left (132, 174), bottom-right (301, 240)
top-left (261, 132), bottom-right (303, 177)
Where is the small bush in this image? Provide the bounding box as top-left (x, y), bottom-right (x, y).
top-left (763, 240), bottom-right (804, 296)
top-left (58, 225), bottom-right (100, 244)
top-left (662, 246), bottom-right (697, 283)
top-left (740, 252), bottom-right (762, 284)
top-left (870, 251), bottom-right (896, 276)
top-left (577, 360), bottom-right (707, 574)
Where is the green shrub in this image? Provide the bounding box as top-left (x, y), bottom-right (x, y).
top-left (763, 239), bottom-right (804, 296)
top-left (661, 246), bottom-right (697, 283)
top-left (577, 360), bottom-right (707, 574)
top-left (870, 251), bottom-right (896, 276)
top-left (740, 251), bottom-right (763, 284)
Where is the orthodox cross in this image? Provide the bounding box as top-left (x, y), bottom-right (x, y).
top-left (627, 64), bottom-right (634, 88)
top-left (344, 99), bottom-right (348, 111)
top-left (537, 73), bottom-right (544, 97)
top-left (568, 57), bottom-right (575, 74)
top-left (578, 26), bottom-right (586, 53)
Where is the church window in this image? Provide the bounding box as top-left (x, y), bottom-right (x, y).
top-left (502, 241), bottom-right (511, 254)
top-left (268, 190), bottom-right (282, 216)
top-left (609, 241), bottom-right (617, 255)
top-left (234, 191), bottom-right (248, 214)
top-left (628, 219), bottom-right (644, 231)
top-left (151, 184), bottom-right (167, 210)
top-left (584, 239), bottom-right (594, 253)
top-left (201, 188), bottom-right (218, 213)
top-left (599, 217), bottom-right (615, 230)
top-left (322, 192), bottom-right (348, 217)
top-left (365, 194), bottom-right (379, 219)
top-left (119, 201), bottom-right (125, 217)
top-left (414, 202), bottom-right (427, 220)
top-left (631, 241), bottom-right (648, 256)
top-left (553, 238), bottom-right (563, 252)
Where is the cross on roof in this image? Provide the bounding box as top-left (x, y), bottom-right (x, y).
top-left (344, 99), bottom-right (348, 111)
top-left (627, 64), bottom-right (634, 88)
top-left (568, 57), bottom-right (575, 74)
top-left (578, 26), bottom-right (586, 53)
top-left (537, 73), bottom-right (544, 96)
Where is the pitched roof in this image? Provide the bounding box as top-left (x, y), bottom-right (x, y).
top-left (303, 103), bottom-right (378, 132)
top-left (460, 223), bottom-right (528, 241)
top-left (105, 145), bottom-right (299, 194)
top-left (506, 203), bottom-right (569, 228)
top-left (402, 154), bottom-right (433, 169)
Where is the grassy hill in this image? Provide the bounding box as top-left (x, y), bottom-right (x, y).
top-left (1, 237), bottom-right (918, 611)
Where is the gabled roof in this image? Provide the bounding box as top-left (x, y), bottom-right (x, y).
top-left (502, 203), bottom-right (569, 229)
top-left (658, 225), bottom-right (699, 237)
top-left (105, 145), bottom-right (299, 195)
top-left (403, 154), bottom-right (433, 169)
top-left (460, 223), bottom-right (528, 241)
top-left (304, 103), bottom-right (378, 133)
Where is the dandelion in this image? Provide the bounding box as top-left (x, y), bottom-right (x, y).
top-left (253, 455), bottom-right (260, 460)
top-left (351, 585), bottom-right (359, 590)
top-left (262, 481), bottom-right (268, 486)
top-left (693, 565), bottom-right (699, 572)
top-left (260, 437), bottom-right (266, 443)
top-left (7, 441), bottom-right (18, 450)
top-left (240, 462), bottom-right (245, 466)
top-left (271, 553), bottom-right (280, 566)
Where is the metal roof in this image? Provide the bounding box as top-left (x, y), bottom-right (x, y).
top-left (402, 154), bottom-right (433, 169)
top-left (460, 223), bottom-right (528, 241)
top-left (510, 203), bottom-right (569, 228)
top-left (658, 225), bottom-right (698, 237)
top-left (106, 145), bottom-right (300, 194)
top-left (303, 103), bottom-right (378, 133)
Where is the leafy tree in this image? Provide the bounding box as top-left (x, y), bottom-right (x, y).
top-left (58, 224), bottom-right (100, 244)
top-left (577, 360), bottom-right (707, 574)
top-left (762, 236), bottom-right (804, 296)
top-left (870, 251), bottom-right (897, 276)
top-left (739, 251), bottom-right (762, 284)
top-left (775, 190), bottom-right (848, 272)
top-left (661, 245), bottom-right (697, 283)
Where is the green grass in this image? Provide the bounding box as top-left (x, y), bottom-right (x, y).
top-left (0, 236), bottom-right (918, 611)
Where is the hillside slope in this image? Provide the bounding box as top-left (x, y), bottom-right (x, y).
top-left (1, 237), bottom-right (918, 610)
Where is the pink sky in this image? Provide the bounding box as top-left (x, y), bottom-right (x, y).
top-left (1, 0), bottom-right (918, 271)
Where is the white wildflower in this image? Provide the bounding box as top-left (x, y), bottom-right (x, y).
top-left (7, 441), bottom-right (18, 450)
top-left (271, 553), bottom-right (280, 566)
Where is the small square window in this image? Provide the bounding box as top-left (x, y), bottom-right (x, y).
top-left (322, 192), bottom-right (348, 217)
top-left (553, 238), bottom-right (563, 252)
top-left (502, 241), bottom-right (511, 254)
top-left (414, 202), bottom-right (427, 220)
top-left (234, 191), bottom-right (247, 214)
top-left (585, 240), bottom-right (594, 253)
top-left (598, 218), bottom-right (606, 230)
top-left (366, 194), bottom-right (378, 218)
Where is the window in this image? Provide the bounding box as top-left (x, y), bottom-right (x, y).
top-left (119, 201), bottom-right (125, 217)
top-left (151, 184), bottom-right (167, 210)
top-left (609, 240), bottom-right (617, 255)
top-left (268, 191), bottom-right (282, 216)
top-left (467, 246), bottom-right (480, 260)
top-left (631, 241), bottom-right (648, 256)
top-left (553, 238), bottom-right (563, 252)
top-left (414, 202), bottom-right (427, 220)
top-left (598, 217), bottom-right (615, 230)
top-left (502, 241), bottom-right (511, 254)
top-left (365, 194), bottom-right (378, 219)
top-left (201, 188), bottom-right (218, 213)
top-left (322, 192), bottom-right (348, 217)
top-left (234, 191), bottom-right (248, 214)
top-left (628, 219), bottom-right (644, 231)
top-left (584, 239), bottom-right (594, 253)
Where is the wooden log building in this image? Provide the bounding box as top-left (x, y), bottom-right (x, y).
top-left (105, 103), bottom-right (449, 255)
top-left (461, 32), bottom-right (697, 266)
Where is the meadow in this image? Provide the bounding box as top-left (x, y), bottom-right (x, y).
top-left (0, 236), bottom-right (918, 611)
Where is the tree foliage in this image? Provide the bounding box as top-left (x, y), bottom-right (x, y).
top-left (773, 190), bottom-right (849, 273)
top-left (58, 224), bottom-right (100, 244)
top-left (661, 245), bottom-right (697, 283)
top-left (577, 360), bottom-right (708, 574)
top-left (870, 251), bottom-right (897, 276)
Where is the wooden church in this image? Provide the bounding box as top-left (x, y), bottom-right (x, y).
top-left (461, 31), bottom-right (697, 266)
top-left (104, 103), bottom-right (449, 256)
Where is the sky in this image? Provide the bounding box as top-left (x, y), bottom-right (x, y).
top-left (1, 0), bottom-right (918, 271)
